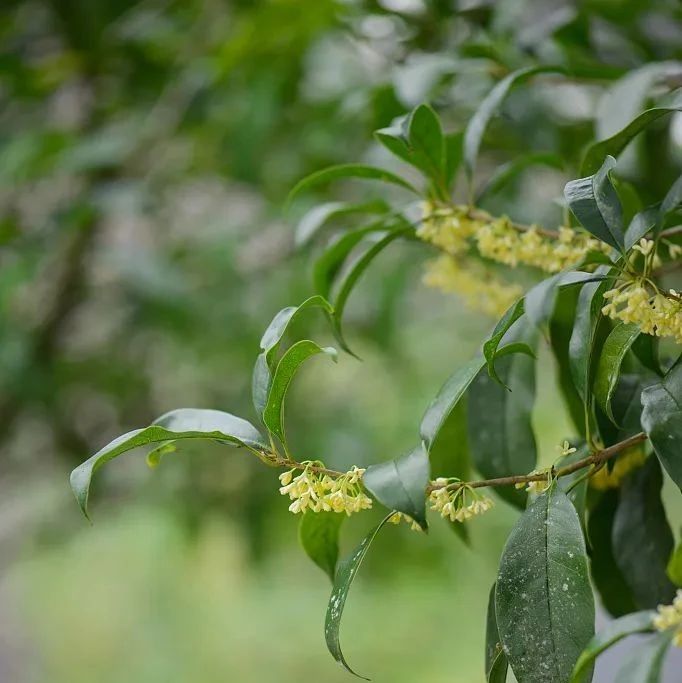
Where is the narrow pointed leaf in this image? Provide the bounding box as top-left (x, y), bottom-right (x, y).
top-left (288, 164), bottom-right (419, 206)
top-left (594, 322), bottom-right (641, 422)
top-left (613, 457), bottom-right (676, 608)
top-left (570, 610), bottom-right (656, 683)
top-left (641, 359), bottom-right (682, 490)
top-left (363, 444), bottom-right (429, 530)
top-left (420, 355), bottom-right (485, 453)
top-left (325, 514), bottom-right (394, 679)
top-left (496, 487), bottom-right (595, 683)
top-left (464, 66), bottom-right (562, 179)
top-left (299, 511), bottom-right (344, 582)
top-left (252, 352), bottom-right (271, 419)
top-left (70, 409), bottom-right (268, 519)
top-left (486, 584), bottom-right (508, 682)
top-left (263, 340), bottom-right (337, 444)
top-left (565, 156), bottom-right (624, 252)
top-left (406, 103), bottom-right (446, 188)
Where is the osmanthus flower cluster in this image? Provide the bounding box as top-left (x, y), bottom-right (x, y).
top-left (69, 74), bottom-right (682, 683)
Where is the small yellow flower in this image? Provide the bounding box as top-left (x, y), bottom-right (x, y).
top-left (558, 440), bottom-right (577, 458)
top-left (516, 468), bottom-right (553, 494)
top-left (388, 512), bottom-right (422, 532)
top-left (653, 590), bottom-right (682, 647)
top-left (633, 238), bottom-right (655, 256)
top-left (428, 481), bottom-right (493, 523)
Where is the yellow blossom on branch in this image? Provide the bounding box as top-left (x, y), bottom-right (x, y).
top-left (653, 589), bottom-right (682, 647)
top-left (428, 479), bottom-right (494, 523)
top-left (388, 511), bottom-right (423, 531)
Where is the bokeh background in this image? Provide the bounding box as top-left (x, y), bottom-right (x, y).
top-left (1, 1), bottom-right (682, 682)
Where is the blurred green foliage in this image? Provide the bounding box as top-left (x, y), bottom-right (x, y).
top-left (2, 0), bottom-right (682, 681)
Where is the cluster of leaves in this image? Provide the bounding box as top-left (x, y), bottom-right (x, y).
top-left (71, 52), bottom-right (682, 683)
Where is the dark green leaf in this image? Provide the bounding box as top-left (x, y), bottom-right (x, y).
top-left (581, 93), bottom-right (682, 175)
top-left (325, 514), bottom-right (394, 679)
top-left (288, 164), bottom-right (419, 206)
top-left (656, 174), bottom-right (682, 237)
top-left (70, 409), bottom-right (268, 519)
top-left (631, 333), bottom-right (661, 377)
top-left (613, 457), bottom-right (676, 608)
top-left (587, 490), bottom-right (638, 617)
top-left (464, 66), bottom-right (562, 180)
top-left (482, 298), bottom-right (525, 386)
top-left (420, 356), bottom-right (485, 453)
top-left (564, 156), bottom-right (624, 252)
top-left (570, 609), bottom-right (656, 683)
top-left (496, 487), bottom-right (595, 683)
top-left (624, 205), bottom-right (658, 250)
top-left (468, 327), bottom-right (537, 509)
top-left (295, 200), bottom-right (389, 247)
top-left (486, 584), bottom-right (508, 682)
top-left (613, 631), bottom-right (673, 683)
top-left (363, 444), bottom-right (429, 530)
top-left (594, 322), bottom-right (641, 422)
top-left (641, 359), bottom-right (682, 490)
top-left (406, 103), bottom-right (446, 190)
top-left (299, 511), bottom-right (344, 582)
top-left (263, 340), bottom-right (337, 444)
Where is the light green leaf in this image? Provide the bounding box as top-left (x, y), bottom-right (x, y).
top-left (668, 541), bottom-right (682, 587)
top-left (565, 156), bottom-right (624, 252)
top-left (263, 340), bottom-right (337, 444)
top-left (299, 512), bottom-right (344, 582)
top-left (464, 66), bottom-right (562, 181)
top-left (406, 103), bottom-right (446, 190)
top-left (613, 457), bottom-right (676, 608)
top-left (641, 359), bottom-right (682, 490)
top-left (594, 322), bottom-right (641, 422)
top-left (496, 487), bottom-right (595, 683)
top-left (482, 298), bottom-right (525, 386)
top-left (363, 444), bottom-right (429, 530)
top-left (70, 409), bottom-right (268, 519)
top-left (288, 164), bottom-right (419, 206)
top-left (570, 610), bottom-right (656, 683)
top-left (145, 441), bottom-right (177, 468)
top-left (294, 200), bottom-right (389, 247)
top-left (325, 514), bottom-right (394, 679)
top-left (251, 352), bottom-right (271, 419)
top-left (420, 356), bottom-right (485, 453)
top-left (581, 92), bottom-right (682, 175)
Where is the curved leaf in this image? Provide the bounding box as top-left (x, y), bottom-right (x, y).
top-left (464, 66), bottom-right (562, 180)
top-left (299, 511), bottom-right (344, 582)
top-left (325, 514), bottom-right (394, 679)
top-left (613, 457), bottom-right (676, 608)
top-left (363, 444), bottom-right (429, 530)
top-left (263, 340), bottom-right (337, 444)
top-left (407, 103), bottom-right (446, 190)
top-left (70, 409), bottom-right (268, 519)
top-left (565, 156), bottom-right (624, 252)
top-left (496, 487), bottom-right (595, 683)
top-left (486, 584), bottom-right (508, 682)
top-left (594, 322), bottom-right (641, 422)
top-left (641, 359), bottom-right (682, 490)
top-left (482, 298), bottom-right (525, 386)
top-left (581, 93), bottom-right (682, 175)
top-left (252, 352), bottom-right (271, 419)
top-left (295, 200), bottom-right (389, 247)
top-left (570, 610), bottom-right (656, 683)
top-left (288, 164), bottom-right (419, 206)
top-left (420, 355), bottom-right (485, 453)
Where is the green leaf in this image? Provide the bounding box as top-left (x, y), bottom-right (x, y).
top-left (581, 92), bottom-right (682, 175)
top-left (482, 298), bottom-right (525, 386)
top-left (613, 631), bottom-right (673, 683)
top-left (564, 156), bottom-right (624, 252)
top-left (496, 487), bottom-right (595, 683)
top-left (260, 295), bottom-right (334, 367)
top-left (568, 272), bottom-right (611, 403)
top-left (299, 511), bottom-right (344, 582)
top-left (624, 205), bottom-right (658, 251)
top-left (295, 200), bottom-right (389, 247)
top-left (667, 541), bottom-right (682, 587)
top-left (656, 174), bottom-right (682, 237)
top-left (330, 227), bottom-right (411, 355)
top-left (420, 356), bottom-right (485, 454)
top-left (486, 584), bottom-right (508, 682)
top-left (263, 340), bottom-right (337, 444)
top-left (593, 322), bottom-right (641, 422)
top-left (464, 66), bottom-right (562, 181)
top-left (641, 359), bottom-right (682, 490)
top-left (587, 490), bottom-right (639, 617)
top-left (570, 610), bottom-right (656, 683)
top-left (70, 409), bottom-right (268, 520)
top-left (363, 444), bottom-right (429, 530)
top-left (251, 352), bottom-right (271, 419)
top-left (287, 164), bottom-right (419, 206)
top-left (325, 514), bottom-right (394, 679)
top-left (145, 441), bottom-right (176, 468)
top-left (468, 326), bottom-right (538, 509)
top-left (406, 104), bottom-right (446, 190)
top-left (476, 152), bottom-right (564, 204)
top-left (613, 457), bottom-right (676, 609)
